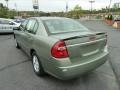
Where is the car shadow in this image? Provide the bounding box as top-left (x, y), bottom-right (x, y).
top-left (41, 71), bottom-right (95, 84)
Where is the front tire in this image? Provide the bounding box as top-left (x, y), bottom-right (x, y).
top-left (15, 38), bottom-right (20, 49)
top-left (32, 52), bottom-right (45, 76)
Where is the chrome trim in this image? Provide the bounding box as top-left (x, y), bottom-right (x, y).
top-left (67, 38), bottom-right (106, 47)
top-left (83, 49), bottom-right (99, 56)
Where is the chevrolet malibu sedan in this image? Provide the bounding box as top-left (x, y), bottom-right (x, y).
top-left (14, 17), bottom-right (108, 80)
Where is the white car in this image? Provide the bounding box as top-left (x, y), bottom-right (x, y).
top-left (0, 18), bottom-right (20, 34)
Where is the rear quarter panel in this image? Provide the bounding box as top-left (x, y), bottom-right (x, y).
top-left (32, 35), bottom-right (61, 72)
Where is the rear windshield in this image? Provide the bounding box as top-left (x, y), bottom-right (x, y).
top-left (43, 19), bottom-right (89, 34)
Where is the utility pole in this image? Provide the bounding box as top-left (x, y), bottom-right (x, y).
top-left (109, 0), bottom-right (112, 12)
top-left (66, 1), bottom-right (68, 13)
top-left (5, 0), bottom-right (9, 9)
top-left (15, 3), bottom-right (17, 11)
top-left (89, 0), bottom-right (95, 12)
top-left (5, 0), bottom-right (9, 18)
top-left (15, 3), bottom-right (18, 16)
top-left (89, 0), bottom-right (95, 20)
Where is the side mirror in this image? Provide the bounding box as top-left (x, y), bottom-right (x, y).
top-left (13, 27), bottom-right (20, 31)
top-left (27, 30), bottom-right (34, 34)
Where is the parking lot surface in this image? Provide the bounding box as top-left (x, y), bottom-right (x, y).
top-left (0, 20), bottom-right (120, 90)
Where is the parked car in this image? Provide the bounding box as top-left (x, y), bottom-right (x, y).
top-left (0, 18), bottom-right (20, 34)
top-left (14, 17), bottom-right (108, 80)
top-left (14, 18), bottom-right (25, 24)
top-left (114, 16), bottom-right (120, 21)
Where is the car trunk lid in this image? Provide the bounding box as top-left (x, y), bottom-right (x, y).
top-left (50, 31), bottom-right (107, 63)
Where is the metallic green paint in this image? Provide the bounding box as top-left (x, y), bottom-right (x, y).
top-left (14, 17), bottom-right (108, 80)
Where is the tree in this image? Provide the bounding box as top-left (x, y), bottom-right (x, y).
top-left (0, 4), bottom-right (8, 18)
top-left (113, 3), bottom-right (119, 9)
top-left (68, 4), bottom-right (83, 19)
top-left (73, 4), bottom-right (82, 11)
top-left (0, 3), bottom-right (17, 18)
top-left (0, 3), bottom-right (4, 8)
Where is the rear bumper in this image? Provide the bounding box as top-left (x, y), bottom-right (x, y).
top-left (50, 52), bottom-right (108, 80)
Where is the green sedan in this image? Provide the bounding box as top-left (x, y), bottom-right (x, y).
top-left (14, 17), bottom-right (108, 80)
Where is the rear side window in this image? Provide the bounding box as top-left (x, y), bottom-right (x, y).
top-left (26, 19), bottom-right (38, 34)
top-left (33, 22), bottom-right (38, 32)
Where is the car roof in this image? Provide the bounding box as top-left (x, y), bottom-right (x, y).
top-left (0, 18), bottom-right (15, 22)
top-left (29, 17), bottom-right (70, 21)
top-left (0, 18), bottom-right (18, 24)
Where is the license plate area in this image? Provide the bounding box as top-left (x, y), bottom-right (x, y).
top-left (81, 42), bottom-right (99, 56)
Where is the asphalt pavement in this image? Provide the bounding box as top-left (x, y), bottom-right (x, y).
top-left (0, 20), bottom-right (119, 90)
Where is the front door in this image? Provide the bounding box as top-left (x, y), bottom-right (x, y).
top-left (15, 19), bottom-right (29, 49)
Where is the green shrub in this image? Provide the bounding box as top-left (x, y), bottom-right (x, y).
top-left (106, 15), bottom-right (113, 20)
top-left (109, 15), bottom-right (113, 20)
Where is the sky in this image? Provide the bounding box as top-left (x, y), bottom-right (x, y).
top-left (0, 0), bottom-right (119, 12)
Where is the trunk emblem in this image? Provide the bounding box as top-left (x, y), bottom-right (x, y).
top-left (89, 35), bottom-right (96, 41)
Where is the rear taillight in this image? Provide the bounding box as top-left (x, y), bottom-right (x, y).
top-left (51, 40), bottom-right (69, 58)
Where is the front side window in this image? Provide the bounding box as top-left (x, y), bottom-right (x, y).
top-left (43, 19), bottom-right (89, 34)
top-left (20, 20), bottom-right (29, 30)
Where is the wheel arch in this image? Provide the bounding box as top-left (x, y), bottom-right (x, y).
top-left (30, 49), bottom-right (36, 56)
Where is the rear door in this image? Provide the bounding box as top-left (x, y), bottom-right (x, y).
top-left (22, 19), bottom-right (38, 54)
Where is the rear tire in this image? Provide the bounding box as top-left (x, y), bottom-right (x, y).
top-left (32, 52), bottom-right (45, 76)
